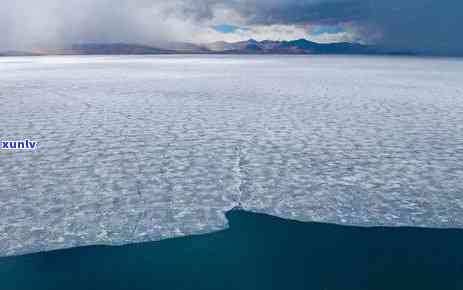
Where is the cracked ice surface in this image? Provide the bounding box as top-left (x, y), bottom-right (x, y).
top-left (1, 55), bottom-right (463, 256)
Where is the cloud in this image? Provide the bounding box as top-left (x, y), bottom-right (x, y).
top-left (0, 0), bottom-right (202, 50)
top-left (202, 25), bottom-right (310, 43)
top-left (218, 0), bottom-right (367, 25)
top-left (204, 24), bottom-right (357, 44)
top-left (1, 0), bottom-right (462, 55)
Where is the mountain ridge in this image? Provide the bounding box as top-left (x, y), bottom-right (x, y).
top-left (0, 39), bottom-right (415, 56)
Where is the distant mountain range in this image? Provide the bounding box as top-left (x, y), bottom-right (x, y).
top-left (203, 39), bottom-right (383, 55)
top-left (0, 39), bottom-right (415, 56)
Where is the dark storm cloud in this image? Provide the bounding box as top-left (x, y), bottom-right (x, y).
top-left (214, 0), bottom-right (463, 55)
top-left (222, 0), bottom-right (368, 25)
top-left (367, 0), bottom-right (463, 55)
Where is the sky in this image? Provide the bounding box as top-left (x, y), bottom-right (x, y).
top-left (1, 0), bottom-right (462, 55)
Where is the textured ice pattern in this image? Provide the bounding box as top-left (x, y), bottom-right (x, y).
top-left (1, 55), bottom-right (463, 256)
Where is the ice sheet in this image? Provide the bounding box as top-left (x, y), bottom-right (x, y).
top-left (1, 55), bottom-right (463, 256)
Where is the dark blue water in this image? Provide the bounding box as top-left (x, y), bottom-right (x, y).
top-left (1, 210), bottom-right (462, 290)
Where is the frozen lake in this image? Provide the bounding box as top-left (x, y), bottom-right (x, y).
top-left (1, 55), bottom-right (463, 256)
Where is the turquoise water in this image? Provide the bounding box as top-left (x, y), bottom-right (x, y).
top-left (1, 210), bottom-right (462, 290)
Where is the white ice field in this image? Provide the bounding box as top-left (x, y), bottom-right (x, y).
top-left (1, 55), bottom-right (463, 256)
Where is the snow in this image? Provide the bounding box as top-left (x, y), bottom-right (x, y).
top-left (1, 55), bottom-right (463, 256)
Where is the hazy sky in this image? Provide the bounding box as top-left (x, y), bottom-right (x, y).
top-left (1, 0), bottom-right (462, 55)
